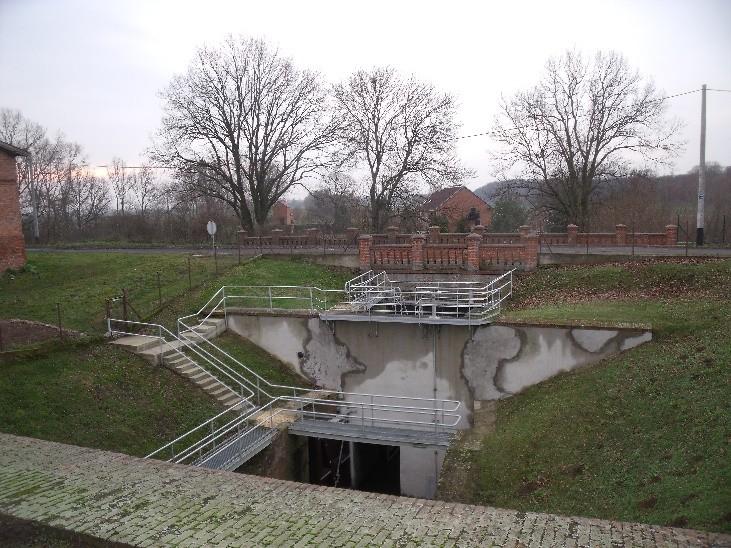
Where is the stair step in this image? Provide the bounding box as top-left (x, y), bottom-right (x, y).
top-left (195, 377), bottom-right (218, 388)
top-left (206, 386), bottom-right (230, 397)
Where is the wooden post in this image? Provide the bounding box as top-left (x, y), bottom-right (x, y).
top-left (122, 289), bottom-right (129, 322)
top-left (57, 302), bottom-right (63, 340)
top-left (0, 323), bottom-right (4, 351)
top-left (187, 256), bottom-right (192, 290)
top-left (157, 271), bottom-right (162, 308)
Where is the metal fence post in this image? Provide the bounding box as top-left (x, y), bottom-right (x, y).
top-left (309, 287), bottom-right (314, 311)
top-left (268, 287), bottom-right (273, 311)
top-left (223, 286), bottom-right (228, 328)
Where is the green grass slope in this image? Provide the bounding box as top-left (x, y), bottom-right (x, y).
top-left (465, 259), bottom-right (731, 533)
top-left (0, 343), bottom-right (222, 456)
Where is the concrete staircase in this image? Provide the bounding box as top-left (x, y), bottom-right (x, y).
top-left (110, 318), bottom-right (242, 408)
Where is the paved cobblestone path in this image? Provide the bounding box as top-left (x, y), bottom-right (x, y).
top-left (0, 434), bottom-right (728, 547)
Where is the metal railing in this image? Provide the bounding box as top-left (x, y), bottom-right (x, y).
top-left (146, 389), bottom-right (461, 468)
top-left (342, 270), bottom-right (514, 323)
top-left (107, 319), bottom-right (256, 404)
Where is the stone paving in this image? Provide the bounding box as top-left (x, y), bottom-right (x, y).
top-left (0, 433), bottom-right (728, 547)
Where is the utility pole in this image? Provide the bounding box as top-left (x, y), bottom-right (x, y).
top-left (696, 84), bottom-right (707, 246)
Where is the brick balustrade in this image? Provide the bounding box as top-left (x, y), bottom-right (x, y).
top-left (358, 223), bottom-right (680, 273)
top-left (0, 433), bottom-right (725, 547)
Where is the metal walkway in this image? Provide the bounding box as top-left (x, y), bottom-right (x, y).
top-left (289, 420), bottom-right (453, 448)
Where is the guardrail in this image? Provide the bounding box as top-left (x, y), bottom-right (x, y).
top-left (343, 270), bottom-right (513, 323)
top-left (107, 318), bottom-right (256, 403)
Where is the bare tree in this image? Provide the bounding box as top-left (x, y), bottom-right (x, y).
top-left (107, 157), bottom-right (131, 215)
top-left (69, 173), bottom-right (110, 231)
top-left (131, 165), bottom-right (157, 216)
top-left (333, 67), bottom-right (467, 232)
top-left (492, 50), bottom-right (682, 229)
top-left (151, 36), bottom-right (339, 232)
top-left (304, 171), bottom-right (364, 231)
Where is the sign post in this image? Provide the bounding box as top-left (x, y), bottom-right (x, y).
top-left (207, 220), bottom-right (218, 274)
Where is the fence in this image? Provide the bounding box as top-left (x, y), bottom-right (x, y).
top-left (356, 223), bottom-right (682, 273)
top-left (238, 228), bottom-right (360, 253)
top-left (359, 225), bottom-right (539, 273)
top-left (105, 252), bottom-right (245, 325)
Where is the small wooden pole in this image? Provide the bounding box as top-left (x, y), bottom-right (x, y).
top-left (187, 256), bottom-right (192, 290)
top-left (0, 323), bottom-right (4, 351)
top-left (122, 289), bottom-right (129, 322)
top-left (57, 302), bottom-right (63, 340)
top-left (157, 271), bottom-right (162, 308)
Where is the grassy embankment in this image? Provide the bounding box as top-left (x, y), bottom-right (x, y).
top-left (0, 252), bottom-right (351, 455)
top-left (447, 259), bottom-right (731, 533)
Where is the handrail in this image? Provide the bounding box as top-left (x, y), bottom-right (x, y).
top-left (108, 319), bottom-right (255, 402)
top-left (147, 391), bottom-right (462, 466)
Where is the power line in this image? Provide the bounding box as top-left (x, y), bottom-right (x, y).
top-left (88, 87), bottom-right (721, 164)
top-left (453, 88), bottom-right (703, 141)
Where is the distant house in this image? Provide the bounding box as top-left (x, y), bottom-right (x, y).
top-left (271, 200), bottom-right (294, 226)
top-left (423, 185), bottom-right (492, 232)
top-left (0, 141), bottom-right (28, 272)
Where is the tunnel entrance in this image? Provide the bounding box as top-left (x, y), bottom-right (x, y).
top-left (307, 438), bottom-right (400, 495)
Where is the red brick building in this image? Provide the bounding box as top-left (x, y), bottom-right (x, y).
top-left (271, 200), bottom-right (294, 226)
top-left (0, 141), bottom-right (27, 272)
top-left (423, 185), bottom-right (492, 232)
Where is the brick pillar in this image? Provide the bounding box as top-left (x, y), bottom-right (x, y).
top-left (471, 225), bottom-right (485, 237)
top-left (567, 224), bottom-right (578, 245)
top-left (411, 234), bottom-right (426, 271)
top-left (271, 229), bottom-right (282, 247)
top-left (665, 224), bottom-right (678, 245)
top-left (615, 224), bottom-right (627, 246)
top-left (428, 226), bottom-right (441, 243)
top-left (521, 233), bottom-right (539, 270)
top-left (386, 226), bottom-right (399, 241)
top-left (358, 235), bottom-right (372, 271)
top-left (466, 233), bottom-right (481, 271)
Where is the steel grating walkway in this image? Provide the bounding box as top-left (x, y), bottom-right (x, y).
top-left (288, 419), bottom-right (454, 448)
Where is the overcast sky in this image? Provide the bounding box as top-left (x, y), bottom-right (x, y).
top-left (1, 0), bottom-right (729, 195)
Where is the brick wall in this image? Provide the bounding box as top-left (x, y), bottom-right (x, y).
top-left (0, 151), bottom-right (26, 272)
